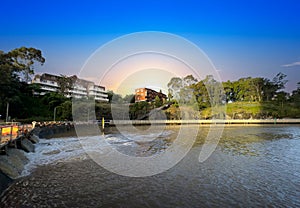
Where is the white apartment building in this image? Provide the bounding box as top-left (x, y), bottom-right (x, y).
top-left (32, 73), bottom-right (109, 102)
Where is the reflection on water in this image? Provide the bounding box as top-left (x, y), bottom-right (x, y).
top-left (1, 125), bottom-right (300, 207)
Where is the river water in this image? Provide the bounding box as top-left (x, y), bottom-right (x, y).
top-left (1, 125), bottom-right (299, 207)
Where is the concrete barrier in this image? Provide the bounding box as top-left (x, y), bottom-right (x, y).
top-left (28, 134), bottom-right (39, 144)
top-left (109, 119), bottom-right (300, 125)
top-left (0, 148), bottom-right (29, 179)
top-left (20, 138), bottom-right (35, 153)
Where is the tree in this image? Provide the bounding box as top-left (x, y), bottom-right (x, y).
top-left (223, 80), bottom-right (232, 102)
top-left (154, 95), bottom-right (162, 108)
top-left (183, 74), bottom-right (198, 86)
top-left (275, 91), bottom-right (288, 109)
top-left (250, 77), bottom-right (265, 102)
top-left (0, 47), bottom-right (45, 121)
top-left (167, 77), bottom-right (184, 100)
top-left (190, 80), bottom-right (210, 109)
top-left (58, 100), bottom-right (72, 120)
top-left (107, 91), bottom-right (123, 103)
top-left (129, 101), bottom-right (150, 120)
top-left (57, 75), bottom-right (74, 95)
top-left (8, 47), bottom-right (45, 82)
top-left (291, 82), bottom-right (300, 106)
top-left (167, 75), bottom-right (197, 103)
top-left (262, 78), bottom-right (275, 101)
top-left (0, 52), bottom-right (19, 113)
top-left (41, 92), bottom-right (68, 111)
top-left (272, 72), bottom-right (288, 91)
top-left (202, 75), bottom-right (223, 106)
top-left (263, 73), bottom-right (287, 101)
top-left (123, 94), bottom-right (135, 103)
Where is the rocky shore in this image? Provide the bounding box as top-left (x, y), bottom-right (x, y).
top-left (0, 171), bottom-right (12, 196)
top-left (0, 123), bottom-right (75, 197)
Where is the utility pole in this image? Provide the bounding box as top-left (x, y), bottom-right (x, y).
top-left (54, 107), bottom-right (57, 122)
top-left (6, 102), bottom-right (9, 123)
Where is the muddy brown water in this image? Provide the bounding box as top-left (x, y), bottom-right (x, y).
top-left (1, 125), bottom-right (299, 207)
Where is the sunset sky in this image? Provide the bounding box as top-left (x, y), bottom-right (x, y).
top-left (1, 0), bottom-right (300, 94)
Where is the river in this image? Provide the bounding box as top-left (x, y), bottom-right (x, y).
top-left (0, 125), bottom-right (299, 207)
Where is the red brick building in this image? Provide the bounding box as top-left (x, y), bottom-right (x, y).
top-left (135, 88), bottom-right (167, 103)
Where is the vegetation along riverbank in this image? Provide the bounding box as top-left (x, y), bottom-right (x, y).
top-left (1, 47), bottom-right (300, 123)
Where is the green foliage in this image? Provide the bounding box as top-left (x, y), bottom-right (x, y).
top-left (95, 102), bottom-right (112, 120)
top-left (57, 101), bottom-right (72, 120)
top-left (123, 94), bottom-right (135, 103)
top-left (129, 101), bottom-right (151, 120)
top-left (167, 75), bottom-right (198, 102)
top-left (290, 82), bottom-right (300, 106)
top-left (107, 90), bottom-right (123, 103)
top-left (8, 47), bottom-right (45, 82)
top-left (204, 102), bottom-right (300, 119)
top-left (154, 95), bottom-right (162, 108)
top-left (0, 45), bottom-right (299, 122)
top-left (41, 92), bottom-right (68, 110)
top-left (167, 72), bottom-right (299, 119)
top-left (57, 75), bottom-right (74, 95)
top-left (165, 105), bottom-right (180, 120)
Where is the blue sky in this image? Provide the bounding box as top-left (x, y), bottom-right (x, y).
top-left (1, 0), bottom-right (300, 91)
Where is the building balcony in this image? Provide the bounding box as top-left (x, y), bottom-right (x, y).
top-left (35, 80), bottom-right (59, 87)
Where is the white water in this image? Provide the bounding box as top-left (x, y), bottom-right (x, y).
top-left (22, 137), bottom-right (87, 177)
top-left (21, 130), bottom-right (174, 177)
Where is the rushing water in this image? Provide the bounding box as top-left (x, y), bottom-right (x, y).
top-left (1, 125), bottom-right (300, 207)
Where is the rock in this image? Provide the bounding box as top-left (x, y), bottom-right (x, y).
top-left (0, 149), bottom-right (29, 179)
top-left (0, 156), bottom-right (19, 179)
top-left (0, 170), bottom-right (13, 195)
top-left (42, 150), bottom-right (61, 155)
top-left (7, 149), bottom-right (29, 164)
top-left (22, 180), bottom-right (29, 187)
top-left (29, 135), bottom-right (39, 144)
top-left (20, 138), bottom-right (35, 153)
top-left (6, 149), bottom-right (29, 174)
top-left (5, 154), bottom-right (24, 174)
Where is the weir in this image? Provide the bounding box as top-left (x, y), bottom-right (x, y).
top-left (0, 122), bottom-right (74, 196)
top-left (109, 118), bottom-right (300, 126)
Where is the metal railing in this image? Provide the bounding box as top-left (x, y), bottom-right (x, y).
top-left (0, 123), bottom-right (32, 148)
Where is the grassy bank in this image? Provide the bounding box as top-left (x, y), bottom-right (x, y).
top-left (201, 102), bottom-right (300, 119)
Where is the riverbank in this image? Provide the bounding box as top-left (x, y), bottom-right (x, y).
top-left (0, 123), bottom-right (75, 197)
top-left (110, 118), bottom-right (300, 125)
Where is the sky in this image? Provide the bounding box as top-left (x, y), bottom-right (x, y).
top-left (1, 0), bottom-right (300, 94)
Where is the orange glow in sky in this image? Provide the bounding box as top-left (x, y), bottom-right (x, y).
top-left (99, 52), bottom-right (197, 95)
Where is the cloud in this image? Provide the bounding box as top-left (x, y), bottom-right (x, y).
top-left (281, 61), bottom-right (300, 67)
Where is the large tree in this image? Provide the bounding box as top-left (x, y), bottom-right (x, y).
top-left (0, 47), bottom-right (45, 121)
top-left (8, 47), bottom-right (45, 82)
top-left (167, 74), bottom-right (198, 103)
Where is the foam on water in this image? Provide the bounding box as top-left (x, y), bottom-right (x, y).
top-left (21, 137), bottom-right (88, 177)
top-left (21, 130), bottom-right (174, 177)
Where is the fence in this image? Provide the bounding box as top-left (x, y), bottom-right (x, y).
top-left (0, 123), bottom-right (32, 148)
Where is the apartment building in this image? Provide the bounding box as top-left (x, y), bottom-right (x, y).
top-left (32, 73), bottom-right (109, 102)
top-left (135, 88), bottom-right (167, 103)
